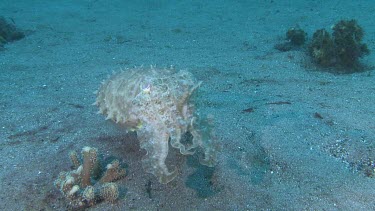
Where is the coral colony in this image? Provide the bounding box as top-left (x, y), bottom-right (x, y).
top-left (286, 27), bottom-right (307, 46)
top-left (275, 19), bottom-right (370, 72)
top-left (0, 16), bottom-right (25, 49)
top-left (309, 19), bottom-right (370, 70)
top-left (54, 147), bottom-right (126, 209)
top-left (95, 66), bottom-right (217, 184)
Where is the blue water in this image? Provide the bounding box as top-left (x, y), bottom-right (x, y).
top-left (1, 0), bottom-right (374, 210)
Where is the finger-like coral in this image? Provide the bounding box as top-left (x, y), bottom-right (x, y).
top-left (54, 147), bottom-right (126, 209)
top-left (95, 66), bottom-right (217, 184)
top-left (100, 183), bottom-right (119, 203)
top-left (100, 160), bottom-right (126, 183)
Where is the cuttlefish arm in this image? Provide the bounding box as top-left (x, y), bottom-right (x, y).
top-left (137, 126), bottom-right (177, 184)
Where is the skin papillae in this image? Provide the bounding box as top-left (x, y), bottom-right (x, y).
top-left (95, 67), bottom-right (217, 184)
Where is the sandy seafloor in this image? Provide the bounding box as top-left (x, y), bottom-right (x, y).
top-left (1, 0), bottom-right (375, 210)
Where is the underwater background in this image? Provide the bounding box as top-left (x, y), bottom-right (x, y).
top-left (1, 0), bottom-right (375, 210)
